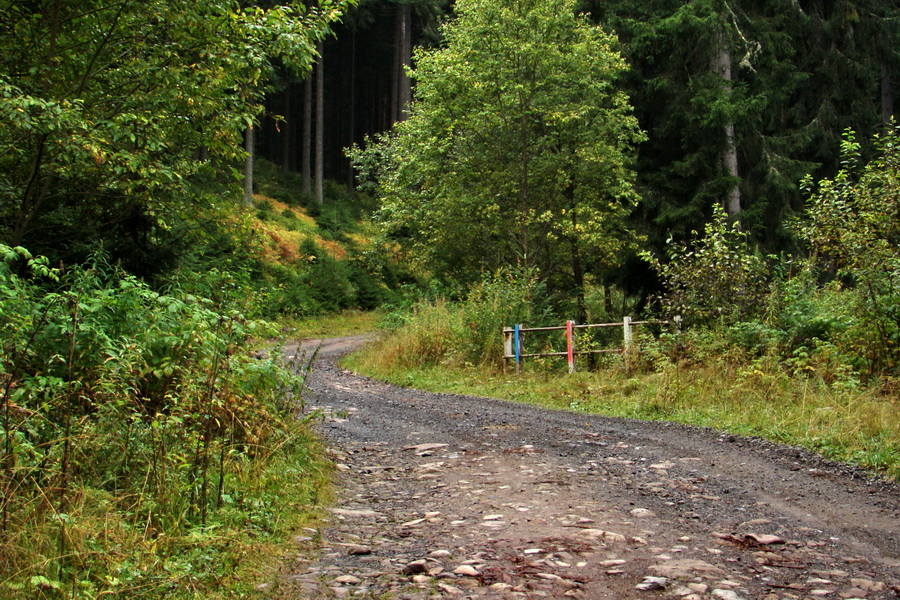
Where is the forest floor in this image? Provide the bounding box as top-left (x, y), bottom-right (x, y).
top-left (271, 336), bottom-right (900, 600)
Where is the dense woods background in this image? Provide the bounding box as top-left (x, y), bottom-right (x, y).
top-left (259, 0), bottom-right (898, 250)
top-left (2, 0), bottom-right (897, 291)
top-left (1, 0), bottom-right (899, 597)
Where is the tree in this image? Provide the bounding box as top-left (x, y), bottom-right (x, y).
top-left (315, 39), bottom-right (326, 205)
top-left (352, 0), bottom-right (644, 313)
top-left (589, 0), bottom-right (897, 251)
top-left (244, 125), bottom-right (255, 205)
top-left (0, 0), bottom-right (350, 272)
top-left (391, 2), bottom-right (413, 122)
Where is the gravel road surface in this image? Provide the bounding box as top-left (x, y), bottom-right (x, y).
top-left (273, 336), bottom-right (900, 600)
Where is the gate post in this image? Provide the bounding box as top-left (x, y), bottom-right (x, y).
top-left (566, 320), bottom-right (575, 373)
top-left (623, 316), bottom-right (633, 355)
top-left (514, 324), bottom-right (522, 373)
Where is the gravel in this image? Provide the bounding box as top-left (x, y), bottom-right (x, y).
top-left (271, 336), bottom-right (900, 599)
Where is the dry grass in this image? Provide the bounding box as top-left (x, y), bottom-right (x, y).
top-left (252, 194), bottom-right (350, 264)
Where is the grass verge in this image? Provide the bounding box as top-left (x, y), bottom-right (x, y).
top-left (343, 340), bottom-right (900, 481)
top-left (280, 309), bottom-right (383, 340)
top-left (1, 420), bottom-right (333, 600)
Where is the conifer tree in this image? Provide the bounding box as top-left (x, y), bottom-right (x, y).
top-left (590, 0), bottom-right (897, 251)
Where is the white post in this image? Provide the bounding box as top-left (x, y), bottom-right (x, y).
top-left (623, 316), bottom-right (632, 355)
top-left (503, 328), bottom-right (513, 359)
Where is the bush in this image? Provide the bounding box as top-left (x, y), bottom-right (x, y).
top-left (362, 268), bottom-right (553, 372)
top-left (765, 268), bottom-right (853, 351)
top-left (644, 204), bottom-right (771, 327)
top-left (799, 126), bottom-right (900, 375)
top-left (458, 268), bottom-right (553, 366)
top-left (0, 246), bottom-right (321, 598)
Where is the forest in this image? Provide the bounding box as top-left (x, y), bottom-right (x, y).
top-left (0, 0), bottom-right (898, 597)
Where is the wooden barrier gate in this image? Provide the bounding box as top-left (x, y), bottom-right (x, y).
top-left (503, 317), bottom-right (677, 373)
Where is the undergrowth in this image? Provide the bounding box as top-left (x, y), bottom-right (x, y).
top-left (249, 159), bottom-right (406, 319)
top-left (0, 245), bottom-right (331, 599)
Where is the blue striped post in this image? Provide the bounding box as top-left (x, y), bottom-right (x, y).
top-left (514, 324), bottom-right (522, 373)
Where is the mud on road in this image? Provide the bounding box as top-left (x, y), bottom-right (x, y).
top-left (272, 336), bottom-right (900, 600)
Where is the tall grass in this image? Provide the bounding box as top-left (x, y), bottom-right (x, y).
top-left (364, 267), bottom-right (551, 371)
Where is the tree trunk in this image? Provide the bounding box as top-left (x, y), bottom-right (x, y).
top-left (348, 30), bottom-right (357, 189)
top-left (883, 64), bottom-right (894, 125)
top-left (567, 189), bottom-right (588, 324)
top-left (12, 0), bottom-right (61, 244)
top-left (315, 39), bottom-right (325, 205)
top-left (281, 83), bottom-right (292, 172)
top-left (302, 73), bottom-right (312, 195)
top-left (713, 35), bottom-right (741, 217)
top-left (392, 3), bottom-right (412, 123)
top-left (243, 125), bottom-right (254, 206)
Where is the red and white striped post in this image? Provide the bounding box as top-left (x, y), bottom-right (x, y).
top-left (566, 320), bottom-right (575, 373)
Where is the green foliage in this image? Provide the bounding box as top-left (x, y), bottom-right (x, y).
top-left (646, 126), bottom-right (900, 380)
top-left (364, 268), bottom-right (552, 371)
top-left (247, 158), bottom-right (404, 318)
top-left (262, 238), bottom-right (398, 317)
top-left (591, 0), bottom-right (896, 253)
top-left (799, 125), bottom-right (900, 374)
top-left (0, 246), bottom-right (327, 598)
top-left (457, 268), bottom-right (554, 367)
top-left (0, 0), bottom-right (351, 273)
top-left (763, 268), bottom-right (853, 353)
top-left (350, 0), bottom-right (644, 300)
top-left (644, 204), bottom-right (771, 326)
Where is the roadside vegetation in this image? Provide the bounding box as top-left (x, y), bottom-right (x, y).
top-left (347, 334), bottom-right (900, 479)
top-left (0, 247), bottom-right (334, 599)
top-left (0, 157), bottom-right (401, 598)
top-left (0, 0), bottom-right (396, 594)
top-left (2, 0), bottom-right (899, 596)
top-left (347, 126), bottom-right (900, 481)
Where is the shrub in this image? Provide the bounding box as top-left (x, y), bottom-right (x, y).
top-left (458, 267), bottom-right (552, 366)
top-left (799, 126), bottom-right (900, 375)
top-left (361, 267), bottom-right (552, 372)
top-left (0, 246), bottom-right (319, 598)
top-left (644, 204), bottom-right (771, 327)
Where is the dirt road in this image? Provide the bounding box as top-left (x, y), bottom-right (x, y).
top-left (274, 336), bottom-right (900, 599)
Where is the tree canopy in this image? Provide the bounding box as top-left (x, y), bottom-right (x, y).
top-left (352, 0), bottom-right (644, 309)
top-left (0, 0), bottom-right (349, 274)
top-left (589, 0), bottom-right (899, 250)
